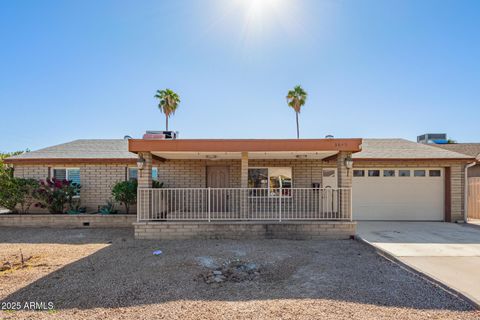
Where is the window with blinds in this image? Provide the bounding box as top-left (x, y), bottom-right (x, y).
top-left (52, 168), bottom-right (80, 185)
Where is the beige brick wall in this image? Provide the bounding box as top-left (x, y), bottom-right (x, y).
top-left (134, 221), bottom-right (356, 240)
top-left (158, 159), bottom-right (328, 188)
top-left (13, 163), bottom-right (131, 213)
top-left (0, 214), bottom-right (135, 228)
top-left (158, 159), bottom-right (241, 188)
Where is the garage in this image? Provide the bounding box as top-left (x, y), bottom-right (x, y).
top-left (352, 168), bottom-right (444, 221)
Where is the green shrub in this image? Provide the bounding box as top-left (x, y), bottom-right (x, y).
top-left (111, 180), bottom-right (137, 214)
top-left (99, 199), bottom-right (118, 214)
top-left (152, 180), bottom-right (164, 188)
top-left (33, 178), bottom-right (81, 214)
top-left (66, 198), bottom-right (86, 214)
top-left (0, 174), bottom-right (39, 213)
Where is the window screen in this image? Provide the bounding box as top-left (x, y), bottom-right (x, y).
top-left (67, 169), bottom-right (81, 185)
top-left (53, 169), bottom-right (67, 180)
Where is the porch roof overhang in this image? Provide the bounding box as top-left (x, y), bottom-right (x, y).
top-left (128, 138), bottom-right (362, 160)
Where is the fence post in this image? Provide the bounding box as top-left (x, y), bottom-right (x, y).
top-left (349, 188), bottom-right (353, 221)
top-left (137, 189), bottom-right (141, 222)
top-left (207, 187), bottom-right (211, 222)
top-left (279, 187), bottom-right (282, 222)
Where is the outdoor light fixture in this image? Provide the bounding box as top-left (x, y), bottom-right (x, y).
top-left (296, 155), bottom-right (308, 159)
top-left (345, 155), bottom-right (353, 176)
top-left (137, 156), bottom-right (146, 170)
top-left (206, 155), bottom-right (218, 160)
top-left (345, 155), bottom-right (353, 169)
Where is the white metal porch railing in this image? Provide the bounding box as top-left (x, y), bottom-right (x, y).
top-left (137, 187), bottom-right (352, 222)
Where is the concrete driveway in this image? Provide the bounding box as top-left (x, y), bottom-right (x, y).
top-left (357, 221), bottom-right (480, 307)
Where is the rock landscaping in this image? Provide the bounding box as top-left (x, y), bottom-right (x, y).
top-left (197, 258), bottom-right (260, 283)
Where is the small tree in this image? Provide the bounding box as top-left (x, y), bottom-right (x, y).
top-left (0, 173), bottom-right (21, 212)
top-left (16, 178), bottom-right (39, 214)
top-left (111, 180), bottom-right (138, 214)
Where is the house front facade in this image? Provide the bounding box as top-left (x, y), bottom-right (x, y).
top-left (4, 136), bottom-right (475, 239)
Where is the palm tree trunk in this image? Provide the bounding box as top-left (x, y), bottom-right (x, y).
top-left (166, 116), bottom-right (168, 131)
top-left (296, 112), bottom-right (299, 139)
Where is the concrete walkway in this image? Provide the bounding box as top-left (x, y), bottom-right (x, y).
top-left (357, 221), bottom-right (480, 307)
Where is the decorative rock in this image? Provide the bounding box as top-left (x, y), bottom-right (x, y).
top-left (198, 259), bottom-right (261, 284)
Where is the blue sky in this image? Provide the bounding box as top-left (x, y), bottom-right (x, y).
top-left (1, 0), bottom-right (479, 152)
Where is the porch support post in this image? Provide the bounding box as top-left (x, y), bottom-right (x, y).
top-left (138, 152), bottom-right (153, 188)
top-left (137, 152), bottom-right (153, 220)
top-left (240, 152), bottom-right (249, 219)
top-left (337, 151), bottom-right (353, 219)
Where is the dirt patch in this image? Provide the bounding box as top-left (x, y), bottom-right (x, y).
top-left (0, 227), bottom-right (479, 320)
top-left (0, 252), bottom-right (43, 274)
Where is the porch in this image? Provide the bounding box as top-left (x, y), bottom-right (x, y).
top-left (129, 138), bottom-right (361, 239)
top-left (137, 187), bottom-right (352, 222)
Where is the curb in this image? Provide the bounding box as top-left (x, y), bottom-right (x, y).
top-left (356, 235), bottom-right (480, 310)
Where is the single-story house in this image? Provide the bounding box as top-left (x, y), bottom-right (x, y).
top-left (431, 143), bottom-right (480, 220)
top-left (431, 143), bottom-right (480, 177)
top-left (4, 136), bottom-right (476, 238)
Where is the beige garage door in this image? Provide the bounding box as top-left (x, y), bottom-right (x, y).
top-left (352, 168), bottom-right (444, 221)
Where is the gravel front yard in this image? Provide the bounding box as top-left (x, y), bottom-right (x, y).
top-left (0, 227), bottom-right (478, 320)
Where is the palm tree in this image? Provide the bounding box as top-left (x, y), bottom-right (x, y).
top-left (286, 85), bottom-right (307, 139)
top-left (154, 89), bottom-right (181, 131)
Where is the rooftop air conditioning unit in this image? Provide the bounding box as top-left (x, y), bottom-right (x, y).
top-left (143, 130), bottom-right (179, 140)
top-left (417, 133), bottom-right (447, 144)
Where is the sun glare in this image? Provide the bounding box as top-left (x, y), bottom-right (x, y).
top-left (201, 0), bottom-right (308, 58)
top-left (233, 0), bottom-right (296, 50)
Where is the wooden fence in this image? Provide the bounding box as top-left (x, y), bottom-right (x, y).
top-left (468, 178), bottom-right (480, 220)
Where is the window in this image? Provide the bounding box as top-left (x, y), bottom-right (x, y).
top-left (323, 169), bottom-right (335, 178)
top-left (383, 170), bottom-right (395, 177)
top-left (52, 168), bottom-right (80, 185)
top-left (248, 167), bottom-right (292, 196)
top-left (128, 168), bottom-right (138, 181)
top-left (52, 168), bottom-right (80, 196)
top-left (399, 170), bottom-right (410, 177)
top-left (414, 170), bottom-right (426, 177)
top-left (353, 170), bottom-right (365, 177)
top-left (368, 170), bottom-right (380, 177)
top-left (128, 167), bottom-right (158, 181)
top-left (429, 170), bottom-right (441, 177)
top-left (248, 168), bottom-right (268, 188)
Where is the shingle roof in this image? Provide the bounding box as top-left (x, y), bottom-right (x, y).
top-left (6, 139), bottom-right (136, 160)
top-left (4, 138), bottom-right (474, 163)
top-left (353, 139), bottom-right (473, 160)
top-left (430, 143), bottom-right (480, 159)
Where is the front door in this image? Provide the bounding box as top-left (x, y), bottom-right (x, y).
top-left (322, 169), bottom-right (338, 214)
top-left (206, 166), bottom-right (230, 214)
